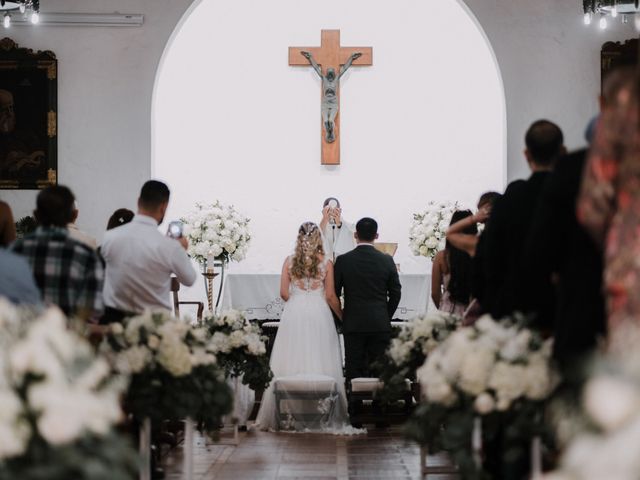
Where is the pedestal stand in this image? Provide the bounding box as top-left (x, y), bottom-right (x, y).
top-left (139, 418), bottom-right (151, 480)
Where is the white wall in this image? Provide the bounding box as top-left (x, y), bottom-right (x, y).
top-left (0, 0), bottom-right (192, 235)
top-left (153, 0), bottom-right (506, 275)
top-left (0, 0), bottom-right (635, 244)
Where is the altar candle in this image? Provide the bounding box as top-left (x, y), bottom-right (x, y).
top-left (207, 251), bottom-right (215, 273)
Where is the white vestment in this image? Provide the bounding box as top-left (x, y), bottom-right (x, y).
top-left (323, 222), bottom-right (356, 261)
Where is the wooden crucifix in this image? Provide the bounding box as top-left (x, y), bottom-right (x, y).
top-left (289, 30), bottom-right (373, 165)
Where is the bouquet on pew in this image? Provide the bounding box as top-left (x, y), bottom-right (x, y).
top-left (0, 300), bottom-right (137, 480)
top-left (407, 315), bottom-right (558, 479)
top-left (378, 312), bottom-right (458, 402)
top-left (103, 310), bottom-right (233, 432)
top-left (201, 309), bottom-right (273, 392)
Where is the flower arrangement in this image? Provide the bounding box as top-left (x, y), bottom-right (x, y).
top-left (406, 316), bottom-right (559, 478)
top-left (201, 309), bottom-right (273, 392)
top-left (544, 328), bottom-right (640, 480)
top-left (103, 310), bottom-right (233, 432)
top-left (182, 201), bottom-right (251, 265)
top-left (409, 201), bottom-right (459, 260)
top-left (0, 301), bottom-right (137, 480)
top-left (377, 313), bottom-right (458, 402)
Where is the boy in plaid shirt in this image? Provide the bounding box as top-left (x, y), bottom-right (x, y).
top-left (12, 186), bottom-right (103, 320)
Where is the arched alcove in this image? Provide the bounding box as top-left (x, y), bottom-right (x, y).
top-left (152, 0), bottom-right (506, 276)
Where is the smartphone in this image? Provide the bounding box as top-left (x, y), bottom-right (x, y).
top-left (167, 221), bottom-right (183, 239)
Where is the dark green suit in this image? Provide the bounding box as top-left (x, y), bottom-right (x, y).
top-left (334, 244), bottom-right (401, 379)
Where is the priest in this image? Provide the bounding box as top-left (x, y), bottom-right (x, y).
top-left (320, 197), bottom-right (356, 261)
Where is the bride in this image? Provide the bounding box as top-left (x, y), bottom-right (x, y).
top-left (255, 222), bottom-right (356, 433)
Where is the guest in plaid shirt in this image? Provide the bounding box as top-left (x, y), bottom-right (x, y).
top-left (11, 186), bottom-right (104, 320)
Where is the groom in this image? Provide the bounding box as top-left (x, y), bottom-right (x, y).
top-left (334, 218), bottom-right (401, 380)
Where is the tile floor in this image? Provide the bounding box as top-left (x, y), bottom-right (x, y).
top-left (164, 426), bottom-right (458, 479)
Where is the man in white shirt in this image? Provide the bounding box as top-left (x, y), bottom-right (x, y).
top-left (67, 202), bottom-right (97, 249)
top-left (100, 180), bottom-right (197, 323)
top-left (319, 197), bottom-right (356, 262)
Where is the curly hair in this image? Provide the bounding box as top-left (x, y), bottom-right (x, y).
top-left (290, 222), bottom-right (325, 280)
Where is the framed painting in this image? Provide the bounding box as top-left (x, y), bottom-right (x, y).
top-left (0, 37), bottom-right (57, 189)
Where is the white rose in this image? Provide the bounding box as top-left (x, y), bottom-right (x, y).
top-left (584, 376), bottom-right (640, 432)
top-left (440, 329), bottom-right (473, 381)
top-left (157, 338), bottom-right (192, 376)
top-left (524, 356), bottom-right (554, 400)
top-left (420, 369), bottom-right (457, 406)
top-left (474, 392), bottom-right (496, 415)
top-left (190, 347), bottom-right (217, 366)
top-left (0, 390), bottom-right (29, 458)
top-left (229, 330), bottom-right (245, 349)
top-left (459, 347), bottom-right (495, 396)
top-left (147, 335), bottom-right (160, 350)
top-left (425, 236), bottom-right (438, 249)
top-left (209, 332), bottom-right (232, 354)
top-left (488, 362), bottom-right (527, 408)
top-left (119, 346), bottom-right (152, 374)
top-left (500, 330), bottom-right (532, 362)
top-left (418, 245), bottom-right (429, 257)
top-left (110, 323), bottom-right (124, 335)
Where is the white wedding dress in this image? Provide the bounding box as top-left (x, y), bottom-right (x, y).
top-left (255, 258), bottom-right (359, 434)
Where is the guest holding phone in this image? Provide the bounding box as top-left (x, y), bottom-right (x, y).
top-left (100, 180), bottom-right (197, 324)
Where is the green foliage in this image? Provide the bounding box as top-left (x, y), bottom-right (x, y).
top-left (200, 310), bottom-right (273, 392)
top-left (125, 365), bottom-right (233, 433)
top-left (406, 397), bottom-right (552, 479)
top-left (217, 351), bottom-right (273, 392)
top-left (15, 215), bottom-right (37, 239)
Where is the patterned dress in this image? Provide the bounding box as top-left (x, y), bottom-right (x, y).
top-left (577, 85), bottom-right (640, 332)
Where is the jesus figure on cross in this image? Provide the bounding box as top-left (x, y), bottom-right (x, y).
top-left (300, 50), bottom-right (362, 143)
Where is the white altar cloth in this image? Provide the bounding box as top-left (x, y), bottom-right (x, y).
top-left (220, 273), bottom-right (430, 321)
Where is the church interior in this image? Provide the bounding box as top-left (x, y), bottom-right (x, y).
top-left (0, 0), bottom-right (639, 479)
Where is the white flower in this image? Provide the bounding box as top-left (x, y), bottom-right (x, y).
top-left (76, 358), bottom-right (110, 390)
top-left (245, 333), bottom-right (267, 356)
top-left (459, 347), bottom-right (495, 396)
top-left (118, 345), bottom-right (152, 374)
top-left (419, 367), bottom-right (457, 406)
top-left (488, 361), bottom-right (527, 409)
top-left (474, 392), bottom-right (496, 415)
top-left (229, 330), bottom-right (245, 349)
top-left (524, 354), bottom-right (555, 400)
top-left (425, 236), bottom-right (438, 249)
top-left (500, 330), bottom-right (532, 362)
top-left (209, 332), bottom-right (232, 354)
top-left (147, 334), bottom-right (160, 350)
top-left (584, 376), bottom-right (640, 432)
top-left (190, 347), bottom-right (217, 366)
top-left (0, 390), bottom-right (29, 458)
top-left (157, 338), bottom-right (192, 376)
top-left (110, 323), bottom-right (124, 335)
top-left (440, 328), bottom-right (473, 381)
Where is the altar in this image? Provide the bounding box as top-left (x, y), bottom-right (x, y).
top-left (220, 273), bottom-right (431, 321)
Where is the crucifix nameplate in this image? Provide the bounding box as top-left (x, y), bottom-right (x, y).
top-left (289, 30), bottom-right (373, 165)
